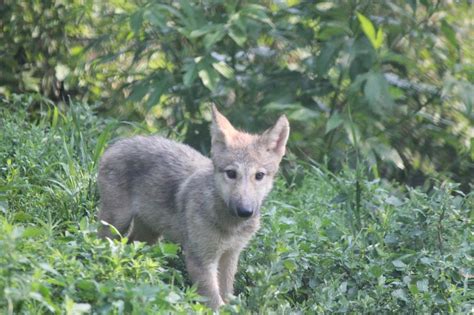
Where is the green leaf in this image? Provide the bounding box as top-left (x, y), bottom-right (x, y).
top-left (391, 289), bottom-right (408, 302)
top-left (373, 142), bottom-right (405, 169)
top-left (189, 25), bottom-right (214, 38)
top-left (420, 257), bottom-right (434, 265)
top-left (145, 83), bottom-right (166, 110)
top-left (357, 12), bottom-right (376, 46)
top-left (364, 71), bottom-right (395, 112)
top-left (178, 0), bottom-right (199, 29)
top-left (39, 263), bottom-right (61, 276)
top-left (23, 226), bottom-right (44, 238)
top-left (204, 28), bottom-right (226, 50)
top-left (212, 62), bottom-right (234, 79)
top-left (287, 0), bottom-right (301, 6)
top-left (229, 25), bottom-right (247, 46)
top-left (144, 9), bottom-right (166, 29)
top-left (14, 211), bottom-right (32, 222)
top-left (409, 284), bottom-right (419, 295)
top-left (338, 281), bottom-right (348, 293)
top-left (381, 52), bottom-right (416, 68)
top-left (0, 200), bottom-right (7, 214)
top-left (441, 20), bottom-right (459, 49)
top-left (93, 124), bottom-right (113, 165)
top-left (198, 67), bottom-right (219, 91)
top-left (370, 265), bottom-right (383, 278)
top-left (29, 292), bottom-right (55, 313)
top-left (183, 62), bottom-right (197, 87)
top-left (283, 259), bottom-right (296, 271)
top-left (318, 22), bottom-right (351, 40)
top-left (417, 279), bottom-right (429, 292)
top-left (392, 259), bottom-right (407, 269)
top-left (159, 242), bottom-right (180, 256)
top-left (343, 121), bottom-right (361, 146)
top-left (325, 112), bottom-right (344, 134)
top-left (75, 280), bottom-right (96, 292)
top-left (70, 45), bottom-right (83, 57)
top-left (166, 292), bottom-right (181, 304)
top-left (51, 106), bottom-right (59, 128)
top-left (374, 27), bottom-right (384, 49)
top-left (288, 107), bottom-right (318, 122)
top-left (385, 195), bottom-right (404, 206)
top-left (127, 82), bottom-right (149, 102)
top-left (316, 39), bottom-right (343, 76)
top-left (240, 4), bottom-right (273, 25)
top-left (130, 10), bottom-right (143, 35)
top-left (407, 0), bottom-right (417, 13)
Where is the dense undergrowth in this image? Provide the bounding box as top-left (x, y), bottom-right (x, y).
top-left (1, 96), bottom-right (472, 313)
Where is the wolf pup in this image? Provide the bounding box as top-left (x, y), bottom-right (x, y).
top-left (98, 105), bottom-right (289, 309)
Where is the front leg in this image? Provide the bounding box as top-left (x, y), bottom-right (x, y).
top-left (218, 249), bottom-right (241, 302)
top-left (185, 253), bottom-right (224, 310)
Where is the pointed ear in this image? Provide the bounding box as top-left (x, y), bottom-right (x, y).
top-left (261, 115), bottom-right (290, 156)
top-left (210, 105), bottom-right (236, 147)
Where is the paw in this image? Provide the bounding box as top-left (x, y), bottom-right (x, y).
top-left (207, 297), bottom-right (225, 310)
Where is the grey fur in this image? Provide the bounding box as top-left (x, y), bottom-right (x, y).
top-left (98, 106), bottom-right (289, 309)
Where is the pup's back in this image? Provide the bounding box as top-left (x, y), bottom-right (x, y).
top-left (98, 135), bottom-right (211, 243)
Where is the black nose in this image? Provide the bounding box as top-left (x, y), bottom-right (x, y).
top-left (236, 206), bottom-right (253, 218)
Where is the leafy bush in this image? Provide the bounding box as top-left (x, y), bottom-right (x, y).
top-left (1, 1), bottom-right (472, 189)
top-left (1, 97), bottom-right (472, 313)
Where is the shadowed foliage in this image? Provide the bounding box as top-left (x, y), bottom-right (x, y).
top-left (1, 0), bottom-right (472, 189)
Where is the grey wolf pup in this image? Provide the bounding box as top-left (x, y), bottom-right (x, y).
top-left (97, 106), bottom-right (289, 309)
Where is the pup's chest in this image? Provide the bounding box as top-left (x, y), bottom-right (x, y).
top-left (216, 221), bottom-right (259, 251)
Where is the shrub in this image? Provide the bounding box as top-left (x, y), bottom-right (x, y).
top-left (1, 1), bottom-right (472, 188)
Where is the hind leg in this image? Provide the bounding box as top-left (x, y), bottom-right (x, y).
top-left (98, 209), bottom-right (133, 240)
top-left (127, 215), bottom-right (161, 244)
top-left (98, 207), bottom-right (133, 239)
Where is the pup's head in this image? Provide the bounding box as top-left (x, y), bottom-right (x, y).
top-left (210, 105), bottom-right (289, 219)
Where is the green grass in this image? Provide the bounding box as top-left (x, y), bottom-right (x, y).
top-left (1, 95), bottom-right (473, 314)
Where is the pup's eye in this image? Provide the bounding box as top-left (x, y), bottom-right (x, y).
top-left (255, 172), bottom-right (265, 181)
top-left (225, 170), bottom-right (237, 179)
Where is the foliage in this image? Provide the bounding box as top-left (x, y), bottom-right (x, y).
top-left (1, 0), bottom-right (473, 190)
top-left (1, 98), bottom-right (472, 313)
top-left (1, 0), bottom-right (85, 100)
